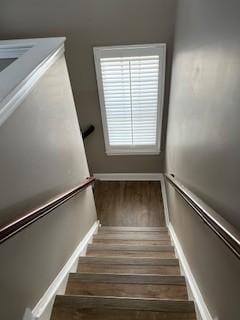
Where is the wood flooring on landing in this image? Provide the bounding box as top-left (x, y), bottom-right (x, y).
top-left (94, 181), bottom-right (165, 227)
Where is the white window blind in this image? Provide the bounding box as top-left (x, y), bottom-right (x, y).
top-left (94, 44), bottom-right (166, 155)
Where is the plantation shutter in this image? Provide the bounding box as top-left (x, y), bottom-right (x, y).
top-left (94, 45), bottom-right (166, 154)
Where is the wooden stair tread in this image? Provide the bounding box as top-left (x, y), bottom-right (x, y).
top-left (93, 239), bottom-right (172, 246)
top-left (78, 263), bottom-right (180, 275)
top-left (68, 273), bottom-right (186, 284)
top-left (66, 285), bottom-right (188, 300)
top-left (99, 226), bottom-right (168, 232)
top-left (51, 307), bottom-right (196, 320)
top-left (94, 233), bottom-right (170, 240)
top-left (86, 250), bottom-right (175, 259)
top-left (66, 273), bottom-right (188, 300)
top-left (50, 224), bottom-right (196, 320)
top-left (53, 295), bottom-right (196, 312)
top-left (78, 257), bottom-right (180, 275)
top-left (88, 244), bottom-right (174, 252)
top-left (52, 310), bottom-right (196, 320)
top-left (78, 256), bottom-right (180, 266)
top-left (87, 243), bottom-right (175, 258)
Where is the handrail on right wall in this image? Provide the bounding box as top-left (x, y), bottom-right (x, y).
top-left (165, 174), bottom-right (240, 259)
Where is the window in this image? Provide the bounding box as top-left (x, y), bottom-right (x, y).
top-left (94, 44), bottom-right (166, 155)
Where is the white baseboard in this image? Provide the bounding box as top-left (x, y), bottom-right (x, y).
top-left (23, 220), bottom-right (99, 320)
top-left (93, 173), bottom-right (162, 181)
top-left (168, 224), bottom-right (212, 320)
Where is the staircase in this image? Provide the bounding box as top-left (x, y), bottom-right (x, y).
top-left (50, 226), bottom-right (196, 319)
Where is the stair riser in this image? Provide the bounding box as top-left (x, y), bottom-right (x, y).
top-left (66, 282), bottom-right (188, 300)
top-left (86, 250), bottom-right (175, 258)
top-left (77, 264), bottom-right (180, 275)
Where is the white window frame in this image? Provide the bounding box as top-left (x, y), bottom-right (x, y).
top-left (94, 43), bottom-right (166, 155)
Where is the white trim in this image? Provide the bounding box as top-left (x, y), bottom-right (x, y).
top-left (168, 224), bottom-right (212, 320)
top-left (23, 309), bottom-right (37, 320)
top-left (93, 43), bottom-right (166, 156)
top-left (23, 220), bottom-right (99, 320)
top-left (159, 175), bottom-right (170, 226)
top-left (93, 173), bottom-right (162, 181)
top-left (105, 149), bottom-right (161, 156)
top-left (0, 38), bottom-right (65, 127)
top-left (0, 45), bottom-right (31, 59)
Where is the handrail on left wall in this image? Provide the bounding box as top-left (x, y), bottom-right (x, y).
top-left (0, 176), bottom-right (96, 244)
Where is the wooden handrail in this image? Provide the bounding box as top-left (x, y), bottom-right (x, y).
top-left (82, 125), bottom-right (95, 139)
top-left (165, 174), bottom-right (240, 259)
top-left (0, 176), bottom-right (95, 244)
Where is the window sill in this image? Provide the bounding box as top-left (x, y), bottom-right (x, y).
top-left (106, 149), bottom-right (161, 156)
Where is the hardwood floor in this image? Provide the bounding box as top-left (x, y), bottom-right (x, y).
top-left (93, 181), bottom-right (165, 226)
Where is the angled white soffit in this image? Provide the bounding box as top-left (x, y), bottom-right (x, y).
top-left (0, 37), bottom-right (65, 126)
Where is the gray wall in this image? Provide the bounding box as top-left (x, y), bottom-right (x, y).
top-left (165, 0), bottom-right (240, 318)
top-left (0, 0), bottom-right (177, 174)
top-left (0, 56), bottom-right (97, 320)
